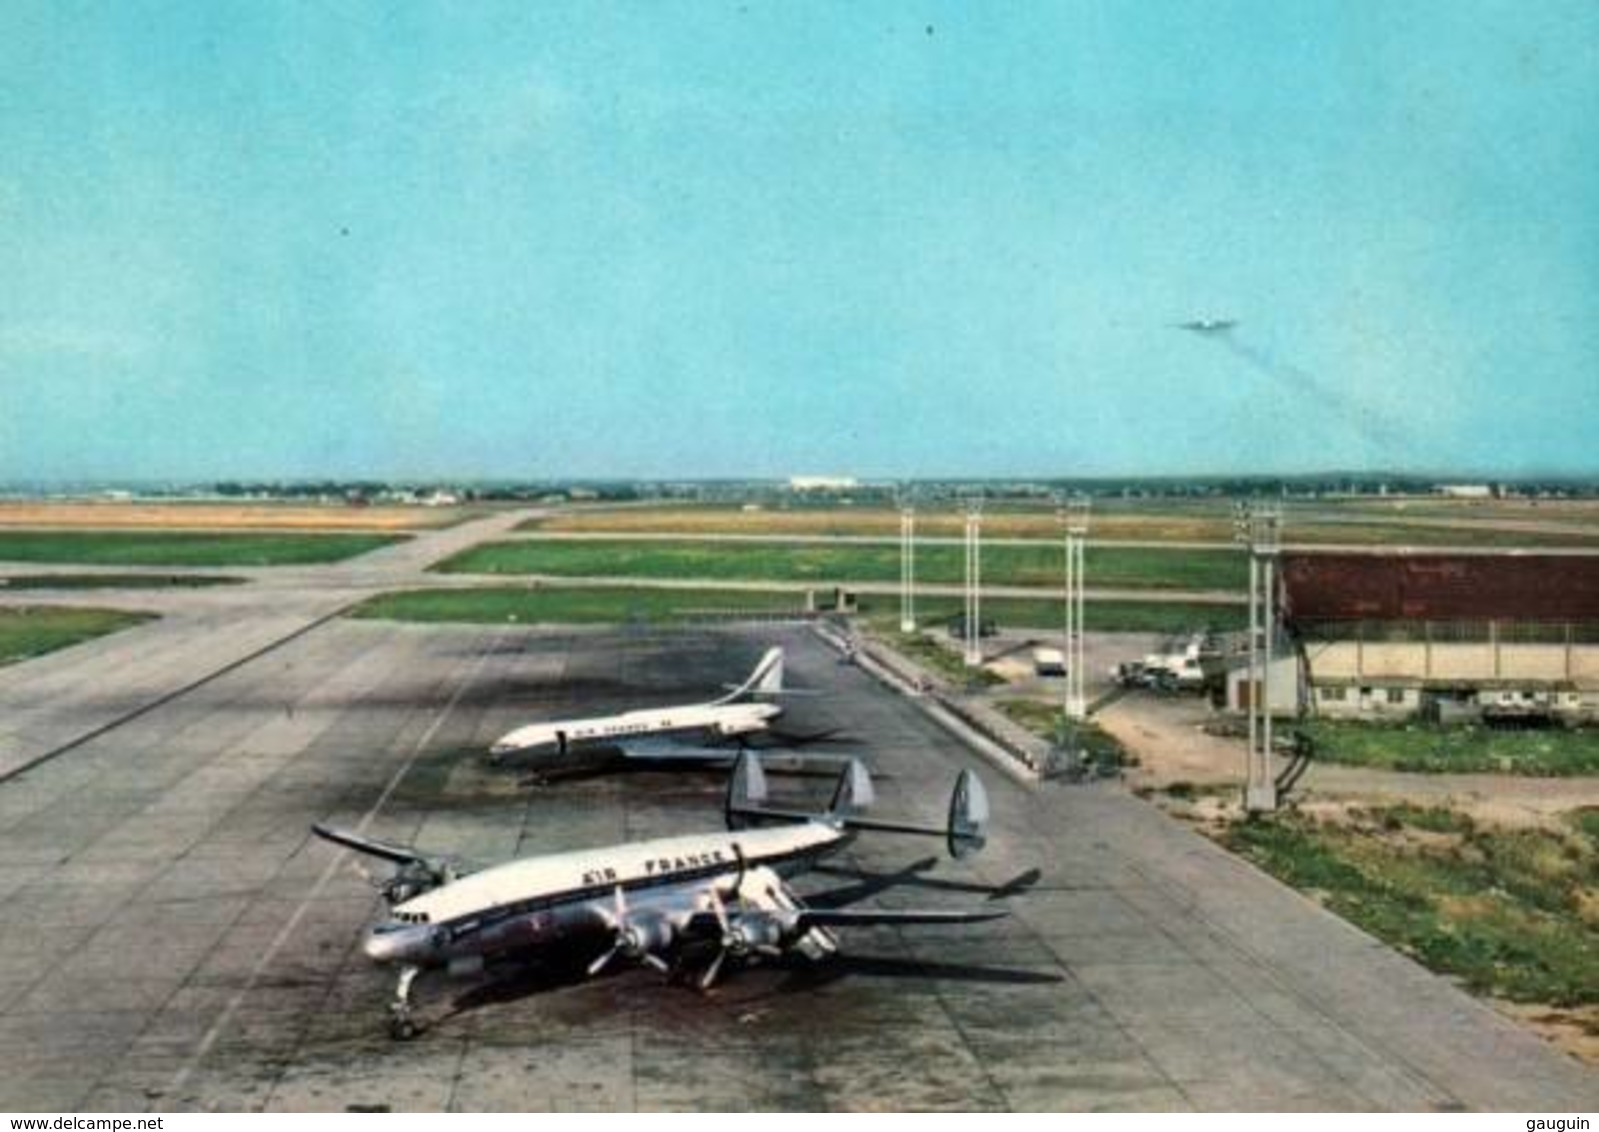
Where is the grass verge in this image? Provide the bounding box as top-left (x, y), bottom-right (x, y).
top-left (0, 573), bottom-right (243, 590)
top-left (874, 631), bottom-right (1006, 689)
top-left (0, 606), bottom-right (157, 665)
top-left (348, 585), bottom-right (811, 625)
top-left (1299, 719), bottom-right (1599, 776)
top-left (992, 698), bottom-right (1130, 768)
top-left (0, 531), bottom-right (405, 567)
top-left (1219, 805), bottom-right (1598, 1008)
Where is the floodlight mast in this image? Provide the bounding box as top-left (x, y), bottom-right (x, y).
top-left (963, 495), bottom-right (983, 667)
top-left (899, 493), bottom-right (917, 633)
top-left (1061, 496), bottom-right (1090, 718)
top-left (1236, 502), bottom-right (1282, 813)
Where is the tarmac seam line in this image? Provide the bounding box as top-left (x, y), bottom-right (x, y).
top-left (0, 600), bottom-right (362, 788)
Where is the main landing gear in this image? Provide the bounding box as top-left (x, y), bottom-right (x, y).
top-left (389, 965), bottom-right (422, 1041)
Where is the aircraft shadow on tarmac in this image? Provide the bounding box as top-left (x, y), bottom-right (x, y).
top-left (439, 946), bottom-right (1063, 1028)
top-left (808, 862), bottom-right (1045, 905)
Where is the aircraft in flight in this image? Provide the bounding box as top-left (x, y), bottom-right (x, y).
top-left (487, 646), bottom-right (843, 779)
top-left (1176, 317), bottom-right (1238, 333)
top-left (314, 752), bottom-right (1001, 1038)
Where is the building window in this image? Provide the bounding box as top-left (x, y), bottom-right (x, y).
top-left (1320, 687), bottom-right (1346, 702)
top-left (1385, 688), bottom-right (1405, 705)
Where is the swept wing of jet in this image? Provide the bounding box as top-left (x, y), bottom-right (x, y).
top-left (313, 752), bottom-right (1002, 1039)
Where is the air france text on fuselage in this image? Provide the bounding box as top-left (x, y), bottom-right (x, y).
top-left (580, 848), bottom-right (729, 887)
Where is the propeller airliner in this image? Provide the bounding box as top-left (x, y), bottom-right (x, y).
top-left (314, 752), bottom-right (1002, 1039)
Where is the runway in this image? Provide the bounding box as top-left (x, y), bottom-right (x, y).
top-left (0, 620), bottom-right (1593, 1110)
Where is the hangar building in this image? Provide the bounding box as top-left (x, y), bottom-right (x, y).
top-left (1280, 553), bottom-right (1599, 724)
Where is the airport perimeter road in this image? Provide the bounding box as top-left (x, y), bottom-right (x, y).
top-left (0, 625), bottom-right (1592, 1111)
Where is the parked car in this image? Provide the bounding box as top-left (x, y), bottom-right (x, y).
top-left (946, 613), bottom-right (998, 639)
top-left (1032, 647), bottom-right (1067, 677)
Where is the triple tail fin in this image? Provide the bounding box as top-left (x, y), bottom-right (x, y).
top-left (724, 751), bottom-right (988, 860)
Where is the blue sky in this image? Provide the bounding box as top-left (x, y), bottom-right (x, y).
top-left (2, 1), bottom-right (1596, 481)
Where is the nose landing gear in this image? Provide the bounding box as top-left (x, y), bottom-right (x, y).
top-left (388, 965), bottom-right (422, 1041)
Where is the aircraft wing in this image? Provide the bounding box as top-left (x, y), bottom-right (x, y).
top-left (737, 863), bottom-right (1006, 931)
top-left (609, 736), bottom-right (738, 762)
top-left (612, 738), bottom-right (858, 773)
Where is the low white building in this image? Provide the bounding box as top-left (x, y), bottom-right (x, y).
top-left (788, 476), bottom-right (858, 492)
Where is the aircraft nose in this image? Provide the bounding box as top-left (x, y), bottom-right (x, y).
top-left (363, 923), bottom-right (434, 964)
top-left (489, 733), bottom-right (525, 756)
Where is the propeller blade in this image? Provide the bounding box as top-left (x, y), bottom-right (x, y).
top-left (700, 950), bottom-right (727, 990)
top-left (731, 842), bottom-right (747, 898)
top-left (587, 945), bottom-right (620, 977)
top-left (707, 887), bottom-right (729, 931)
top-left (642, 953), bottom-right (670, 974)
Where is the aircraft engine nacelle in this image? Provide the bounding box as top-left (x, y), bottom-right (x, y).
top-left (382, 859), bottom-right (454, 906)
top-left (621, 910), bottom-right (675, 958)
top-left (728, 912), bottom-right (786, 956)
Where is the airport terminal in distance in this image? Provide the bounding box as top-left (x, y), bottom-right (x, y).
top-left (1, 493), bottom-right (1597, 1112)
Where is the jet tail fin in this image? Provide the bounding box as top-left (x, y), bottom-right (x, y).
top-left (713, 646), bottom-right (785, 705)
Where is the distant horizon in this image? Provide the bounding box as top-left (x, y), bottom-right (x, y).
top-left (7, 468), bottom-right (1599, 492)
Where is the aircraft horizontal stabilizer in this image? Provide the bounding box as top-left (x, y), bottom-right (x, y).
top-left (312, 823), bottom-right (428, 867)
top-left (312, 823), bottom-right (468, 903)
top-left (725, 754), bottom-right (989, 859)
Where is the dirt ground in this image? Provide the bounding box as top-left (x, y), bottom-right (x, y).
top-left (1096, 691), bottom-right (1599, 828)
top-left (1084, 689), bottom-right (1599, 1066)
top-left (0, 501), bottom-right (476, 531)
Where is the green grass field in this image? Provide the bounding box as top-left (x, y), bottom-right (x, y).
top-left (0, 531), bottom-right (405, 567)
top-left (1222, 805), bottom-right (1599, 1007)
top-left (523, 503), bottom-right (1599, 547)
top-left (1299, 720), bottom-right (1599, 776)
top-left (0, 606), bottom-right (157, 665)
top-left (436, 538), bottom-right (1248, 591)
top-left (0, 573), bottom-right (243, 590)
top-left (351, 585), bottom-right (1242, 635)
top-left (349, 585), bottom-right (812, 625)
top-left (875, 631), bottom-right (1006, 688)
